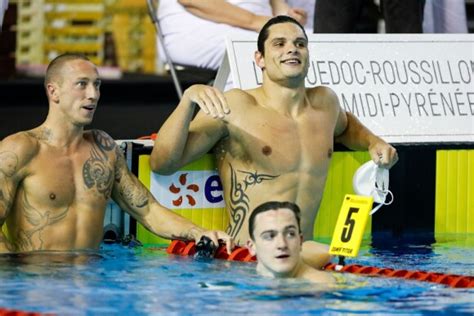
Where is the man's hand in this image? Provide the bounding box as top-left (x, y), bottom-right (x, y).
top-left (288, 7), bottom-right (307, 26)
top-left (189, 227), bottom-right (234, 255)
top-left (368, 140), bottom-right (398, 169)
top-left (183, 85), bottom-right (230, 119)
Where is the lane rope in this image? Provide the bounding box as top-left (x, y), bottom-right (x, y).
top-left (167, 240), bottom-right (474, 288)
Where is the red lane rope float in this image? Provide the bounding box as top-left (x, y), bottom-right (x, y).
top-left (166, 240), bottom-right (256, 262)
top-left (323, 263), bottom-right (474, 288)
top-left (0, 308), bottom-right (51, 316)
top-left (166, 240), bottom-right (474, 288)
top-left (137, 133), bottom-right (157, 140)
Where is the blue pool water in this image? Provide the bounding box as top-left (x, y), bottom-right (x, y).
top-left (1, 234), bottom-right (473, 315)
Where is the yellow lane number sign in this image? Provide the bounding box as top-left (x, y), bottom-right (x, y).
top-left (329, 194), bottom-right (373, 257)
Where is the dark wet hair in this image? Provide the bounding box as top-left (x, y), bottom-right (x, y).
top-left (249, 201), bottom-right (302, 240)
top-left (257, 15), bottom-right (308, 56)
top-left (44, 53), bottom-right (91, 89)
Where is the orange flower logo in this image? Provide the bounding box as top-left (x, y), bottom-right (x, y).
top-left (169, 173), bottom-right (199, 206)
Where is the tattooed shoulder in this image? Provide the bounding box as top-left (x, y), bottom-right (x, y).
top-left (91, 130), bottom-right (116, 152)
top-left (114, 146), bottom-right (127, 182)
top-left (26, 127), bottom-right (52, 143)
top-left (0, 151), bottom-right (19, 177)
top-left (83, 130), bottom-right (115, 199)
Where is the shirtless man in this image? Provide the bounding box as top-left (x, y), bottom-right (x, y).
top-left (247, 201), bottom-right (334, 283)
top-left (0, 54), bottom-right (233, 254)
top-left (150, 16), bottom-right (398, 266)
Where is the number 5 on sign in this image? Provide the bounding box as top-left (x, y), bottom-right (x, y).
top-left (329, 194), bottom-right (373, 257)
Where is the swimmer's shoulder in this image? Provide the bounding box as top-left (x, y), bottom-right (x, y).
top-left (224, 88), bottom-right (258, 109)
top-left (307, 85), bottom-right (340, 111)
top-left (84, 129), bottom-right (118, 152)
top-left (303, 266), bottom-right (337, 284)
top-left (84, 129), bottom-right (114, 141)
top-left (0, 130), bottom-right (41, 171)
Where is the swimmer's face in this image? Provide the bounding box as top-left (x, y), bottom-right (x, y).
top-left (255, 22), bottom-right (309, 84)
top-left (48, 59), bottom-right (101, 126)
top-left (248, 208), bottom-right (303, 278)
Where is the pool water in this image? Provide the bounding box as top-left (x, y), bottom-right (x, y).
top-left (1, 235), bottom-right (473, 315)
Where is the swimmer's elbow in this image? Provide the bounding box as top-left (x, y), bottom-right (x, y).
top-left (149, 155), bottom-right (179, 175)
top-left (149, 157), bottom-right (168, 174)
top-left (149, 158), bottom-right (160, 173)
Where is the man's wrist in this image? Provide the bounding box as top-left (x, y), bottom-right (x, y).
top-left (251, 15), bottom-right (270, 32)
top-left (188, 226), bottom-right (204, 241)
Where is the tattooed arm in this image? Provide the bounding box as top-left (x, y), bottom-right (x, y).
top-left (112, 142), bottom-right (234, 252)
top-left (0, 133), bottom-right (36, 253)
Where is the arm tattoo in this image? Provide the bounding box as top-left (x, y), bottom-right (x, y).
top-left (226, 164), bottom-right (279, 242)
top-left (16, 190), bottom-right (69, 251)
top-left (82, 130), bottom-right (114, 199)
top-left (119, 185), bottom-right (149, 209)
top-left (114, 145), bottom-right (149, 210)
top-left (114, 146), bottom-right (124, 183)
top-left (0, 151), bottom-right (18, 211)
top-left (0, 151), bottom-right (18, 177)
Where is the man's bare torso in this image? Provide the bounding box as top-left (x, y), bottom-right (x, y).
top-left (4, 128), bottom-right (117, 252)
top-left (216, 87), bottom-right (339, 244)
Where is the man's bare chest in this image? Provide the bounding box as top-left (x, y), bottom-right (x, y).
top-left (225, 111), bottom-right (335, 172)
top-left (23, 149), bottom-right (115, 207)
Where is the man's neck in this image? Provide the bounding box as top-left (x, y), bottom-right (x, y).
top-left (39, 117), bottom-right (85, 150)
top-left (259, 79), bottom-right (308, 116)
top-left (256, 260), bottom-right (305, 279)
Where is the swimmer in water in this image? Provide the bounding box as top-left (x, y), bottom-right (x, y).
top-left (150, 15), bottom-right (397, 268)
top-left (0, 53), bottom-right (234, 254)
top-left (247, 201), bottom-right (334, 283)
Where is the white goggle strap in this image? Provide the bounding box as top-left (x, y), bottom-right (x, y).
top-left (369, 189), bottom-right (394, 215)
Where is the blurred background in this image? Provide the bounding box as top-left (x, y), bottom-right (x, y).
top-left (0, 0), bottom-right (473, 140)
top-left (1, 0), bottom-right (473, 79)
top-left (1, 0), bottom-right (160, 78)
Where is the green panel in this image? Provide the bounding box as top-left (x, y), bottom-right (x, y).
top-left (435, 150), bottom-right (474, 235)
top-left (137, 152), bottom-right (374, 244)
top-left (179, 154), bottom-right (216, 171)
top-left (136, 154), bottom-right (227, 245)
top-left (435, 151), bottom-right (448, 234)
top-left (469, 151), bottom-right (474, 234)
top-left (456, 151), bottom-right (468, 232)
top-left (313, 151), bottom-right (372, 240)
top-left (137, 155), bottom-right (168, 245)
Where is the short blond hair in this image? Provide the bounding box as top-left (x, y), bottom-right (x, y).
top-left (44, 53), bottom-right (91, 89)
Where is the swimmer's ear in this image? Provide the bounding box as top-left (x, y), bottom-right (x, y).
top-left (246, 239), bottom-right (256, 256)
top-left (255, 50), bottom-right (265, 70)
top-left (47, 82), bottom-right (60, 103)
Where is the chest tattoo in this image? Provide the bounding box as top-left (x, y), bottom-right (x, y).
top-left (226, 164), bottom-right (279, 243)
top-left (82, 130), bottom-right (115, 199)
top-left (16, 190), bottom-right (69, 251)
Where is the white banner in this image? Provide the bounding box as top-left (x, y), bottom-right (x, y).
top-left (150, 170), bottom-right (225, 209)
top-left (215, 34), bottom-right (474, 144)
